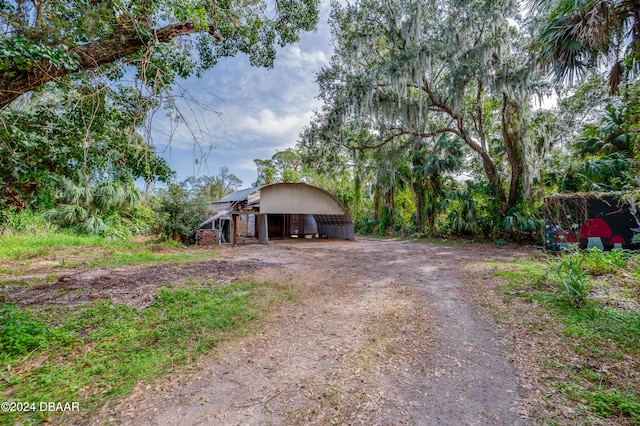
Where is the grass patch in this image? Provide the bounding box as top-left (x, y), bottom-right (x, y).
top-left (81, 246), bottom-right (218, 268)
top-left (486, 251), bottom-right (640, 425)
top-left (0, 280), bottom-right (292, 425)
top-left (0, 233), bottom-right (219, 275)
top-left (491, 259), bottom-right (547, 282)
top-left (413, 236), bottom-right (478, 247)
top-left (557, 303), bottom-right (640, 349)
top-left (0, 233), bottom-right (107, 260)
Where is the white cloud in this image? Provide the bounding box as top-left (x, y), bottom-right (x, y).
top-left (240, 108), bottom-right (312, 139)
top-left (236, 158), bottom-right (260, 171)
top-left (282, 45), bottom-right (328, 70)
top-left (152, 2), bottom-right (334, 185)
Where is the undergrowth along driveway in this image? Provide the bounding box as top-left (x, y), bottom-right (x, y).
top-left (471, 248), bottom-right (640, 425)
top-left (0, 233), bottom-right (292, 425)
top-left (0, 279), bottom-right (293, 425)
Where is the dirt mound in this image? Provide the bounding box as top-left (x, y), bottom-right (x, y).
top-left (1, 259), bottom-right (270, 309)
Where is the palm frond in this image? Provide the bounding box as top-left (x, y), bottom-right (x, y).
top-left (535, 0), bottom-right (639, 91)
top-left (44, 204), bottom-right (89, 226)
top-left (80, 214), bottom-right (109, 235)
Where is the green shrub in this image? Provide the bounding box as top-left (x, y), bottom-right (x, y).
top-left (155, 184), bottom-right (210, 244)
top-left (44, 176), bottom-right (143, 237)
top-left (354, 217), bottom-right (382, 235)
top-left (579, 247), bottom-right (631, 275)
top-left (0, 304), bottom-right (49, 355)
top-left (0, 209), bottom-right (56, 236)
top-left (554, 255), bottom-right (590, 307)
top-left (502, 210), bottom-right (542, 242)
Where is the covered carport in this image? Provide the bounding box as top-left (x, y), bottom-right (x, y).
top-left (253, 183), bottom-right (354, 244)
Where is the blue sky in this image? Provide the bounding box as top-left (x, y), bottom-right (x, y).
top-left (152, 3), bottom-right (334, 188)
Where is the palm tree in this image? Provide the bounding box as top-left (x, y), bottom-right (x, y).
top-left (563, 102), bottom-right (636, 190)
top-left (411, 134), bottom-right (464, 236)
top-left (534, 0), bottom-right (640, 93)
top-left (372, 145), bottom-right (406, 233)
top-left (45, 175), bottom-right (141, 235)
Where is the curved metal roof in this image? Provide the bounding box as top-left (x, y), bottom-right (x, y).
top-left (215, 187), bottom-right (261, 203)
top-left (259, 182), bottom-right (350, 216)
top-left (213, 183), bottom-right (352, 222)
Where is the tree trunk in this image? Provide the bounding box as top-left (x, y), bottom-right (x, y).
top-left (0, 22), bottom-right (222, 110)
top-left (477, 148), bottom-right (509, 215)
top-left (387, 186), bottom-right (396, 230)
top-left (411, 154), bottom-right (425, 232)
top-left (423, 80), bottom-right (509, 216)
top-left (426, 174), bottom-right (440, 236)
top-left (352, 159), bottom-right (363, 222)
top-left (373, 182), bottom-right (381, 220)
top-left (413, 180), bottom-right (424, 231)
top-left (502, 93), bottom-right (523, 208)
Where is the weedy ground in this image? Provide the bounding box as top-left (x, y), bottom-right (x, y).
top-left (467, 248), bottom-right (640, 425)
top-left (1, 234), bottom-right (638, 425)
top-left (0, 234), bottom-right (292, 425)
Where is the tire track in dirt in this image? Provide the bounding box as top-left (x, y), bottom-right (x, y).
top-left (99, 239), bottom-right (529, 425)
top-left (356, 239), bottom-right (527, 425)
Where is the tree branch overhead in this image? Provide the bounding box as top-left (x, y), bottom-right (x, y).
top-left (0, 22), bottom-right (223, 109)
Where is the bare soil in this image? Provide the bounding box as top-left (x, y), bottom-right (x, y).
top-left (1, 259), bottom-right (269, 310)
top-left (3, 238), bottom-right (541, 425)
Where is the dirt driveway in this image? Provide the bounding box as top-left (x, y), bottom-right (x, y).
top-left (85, 237), bottom-right (533, 425)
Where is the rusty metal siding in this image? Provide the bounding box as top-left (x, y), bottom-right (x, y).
top-left (313, 215), bottom-right (355, 240)
top-left (286, 214), bottom-right (318, 236)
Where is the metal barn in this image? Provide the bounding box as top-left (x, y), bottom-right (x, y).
top-left (197, 183), bottom-right (354, 245)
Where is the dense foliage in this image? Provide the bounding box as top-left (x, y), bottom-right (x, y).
top-left (0, 82), bottom-right (172, 209)
top-left (153, 168), bottom-right (242, 243)
top-left (1, 0), bottom-right (639, 241)
top-left (0, 0), bottom-right (319, 108)
top-left (277, 0), bottom-right (639, 240)
top-left (1, 0), bottom-right (318, 237)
